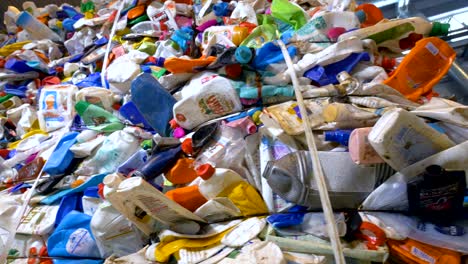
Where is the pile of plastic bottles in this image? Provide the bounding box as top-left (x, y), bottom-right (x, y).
top-left (0, 0), bottom-right (467, 263)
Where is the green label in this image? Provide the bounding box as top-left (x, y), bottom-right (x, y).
top-left (367, 22), bottom-right (415, 44)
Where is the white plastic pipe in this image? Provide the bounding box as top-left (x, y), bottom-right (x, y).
top-left (277, 40), bottom-right (346, 264)
top-left (101, 0), bottom-right (126, 88)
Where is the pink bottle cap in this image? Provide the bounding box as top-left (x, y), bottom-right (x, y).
top-left (327, 27), bottom-right (346, 41)
top-left (173, 127), bottom-right (186, 138)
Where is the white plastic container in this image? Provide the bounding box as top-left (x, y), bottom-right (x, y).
top-left (90, 202), bottom-right (147, 258)
top-left (265, 38), bottom-right (363, 85)
top-left (15, 11), bottom-right (61, 41)
top-left (173, 72), bottom-right (243, 129)
top-left (37, 84), bottom-right (78, 132)
top-left (338, 17), bottom-right (449, 53)
top-left (368, 108), bottom-right (455, 171)
top-left (104, 175), bottom-right (205, 236)
top-left (291, 11), bottom-right (363, 42)
top-left (196, 164), bottom-right (245, 199)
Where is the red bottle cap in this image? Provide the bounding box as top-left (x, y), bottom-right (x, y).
top-left (169, 119), bottom-right (180, 129)
top-left (196, 164), bottom-right (215, 180)
top-left (225, 64), bottom-right (242, 79)
top-left (181, 138), bottom-right (194, 155)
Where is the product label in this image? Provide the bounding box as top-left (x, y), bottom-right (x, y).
top-left (203, 29), bottom-right (233, 45)
top-left (295, 16), bottom-right (329, 42)
top-left (66, 228), bottom-right (97, 257)
top-left (425, 42), bottom-right (439, 56)
top-left (391, 126), bottom-right (441, 167)
top-left (198, 94), bottom-right (234, 116)
top-left (419, 183), bottom-right (459, 211)
top-left (368, 22), bottom-right (415, 44)
top-left (411, 246), bottom-right (435, 264)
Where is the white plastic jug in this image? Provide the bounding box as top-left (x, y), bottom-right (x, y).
top-left (196, 164), bottom-right (245, 199)
top-left (173, 72), bottom-right (243, 129)
top-left (90, 202), bottom-right (147, 258)
top-left (368, 108), bottom-right (455, 171)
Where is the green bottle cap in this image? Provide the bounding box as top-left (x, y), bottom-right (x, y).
top-left (75, 100), bottom-right (90, 115)
top-left (430, 22), bottom-right (450, 36)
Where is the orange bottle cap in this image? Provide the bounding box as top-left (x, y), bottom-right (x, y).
top-left (181, 138), bottom-right (194, 155)
top-left (127, 5), bottom-right (146, 20)
top-left (196, 164), bottom-right (215, 180)
top-left (71, 179), bottom-right (85, 189)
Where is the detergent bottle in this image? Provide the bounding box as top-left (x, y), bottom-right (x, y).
top-left (338, 17), bottom-right (450, 53)
top-left (173, 72), bottom-right (243, 129)
top-left (290, 11), bottom-right (365, 43)
top-left (368, 108), bottom-right (455, 171)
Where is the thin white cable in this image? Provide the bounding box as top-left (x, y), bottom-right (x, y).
top-left (0, 122), bottom-right (72, 264)
top-left (277, 40), bottom-right (346, 264)
top-left (101, 0), bottom-right (126, 88)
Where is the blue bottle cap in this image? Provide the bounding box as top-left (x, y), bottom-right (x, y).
top-left (156, 57), bottom-right (165, 67)
top-left (355, 10), bottom-right (367, 23)
top-left (235, 46), bottom-right (253, 64)
top-left (84, 186), bottom-right (100, 198)
top-left (324, 129), bottom-right (353, 146)
top-left (213, 2), bottom-right (230, 17)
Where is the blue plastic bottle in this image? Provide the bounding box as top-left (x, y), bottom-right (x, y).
top-left (44, 132), bottom-right (79, 176)
top-left (131, 73), bottom-right (176, 136)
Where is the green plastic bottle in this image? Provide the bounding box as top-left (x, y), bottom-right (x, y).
top-left (270, 0), bottom-right (307, 30)
top-left (75, 101), bottom-right (124, 133)
top-left (240, 24), bottom-right (278, 48)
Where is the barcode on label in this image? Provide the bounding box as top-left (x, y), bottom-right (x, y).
top-left (425, 42), bottom-right (439, 56)
top-left (411, 246), bottom-right (435, 264)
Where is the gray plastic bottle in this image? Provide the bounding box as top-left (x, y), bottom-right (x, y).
top-left (263, 151), bottom-right (393, 209)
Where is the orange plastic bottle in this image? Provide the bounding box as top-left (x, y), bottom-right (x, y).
top-left (383, 37), bottom-right (456, 102)
top-left (163, 56), bottom-right (217, 74)
top-left (164, 158), bottom-right (198, 184)
top-left (387, 238), bottom-right (461, 264)
top-left (355, 4), bottom-right (384, 28)
top-left (165, 185), bottom-right (208, 212)
top-left (127, 5), bottom-right (146, 20)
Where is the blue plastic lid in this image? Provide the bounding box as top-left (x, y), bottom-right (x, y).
top-left (62, 18), bottom-right (77, 32)
top-left (156, 57), bottom-right (166, 67)
top-left (84, 186), bottom-right (100, 198)
top-left (5, 58), bottom-right (35, 73)
top-left (235, 46), bottom-right (253, 64)
top-left (213, 2), bottom-right (230, 17)
top-left (324, 129), bottom-right (353, 146)
top-left (355, 10), bottom-right (367, 23)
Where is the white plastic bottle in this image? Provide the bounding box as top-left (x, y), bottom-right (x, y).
top-left (15, 11), bottom-right (62, 41)
top-left (104, 175), bottom-right (205, 235)
top-left (338, 17), bottom-right (449, 53)
top-left (90, 201), bottom-right (147, 258)
top-left (173, 72), bottom-right (243, 129)
top-left (291, 11), bottom-right (364, 42)
top-left (264, 38), bottom-right (364, 85)
top-left (196, 164), bottom-right (244, 199)
top-left (368, 108), bottom-right (455, 171)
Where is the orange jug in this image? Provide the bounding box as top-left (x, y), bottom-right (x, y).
top-left (383, 37), bottom-right (456, 102)
top-left (387, 238), bottom-right (461, 264)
